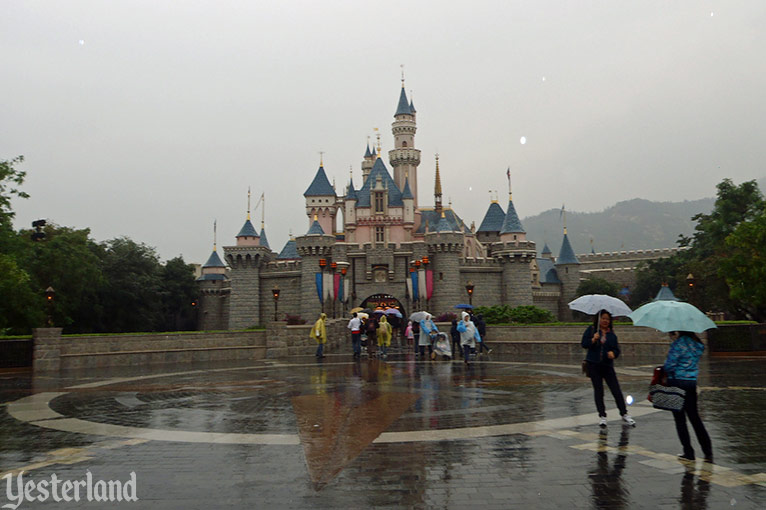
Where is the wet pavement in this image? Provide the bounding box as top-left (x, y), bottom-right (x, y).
top-left (1, 351), bottom-right (765, 509)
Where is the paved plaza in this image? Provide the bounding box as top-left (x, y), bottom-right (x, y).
top-left (1, 351), bottom-right (765, 509)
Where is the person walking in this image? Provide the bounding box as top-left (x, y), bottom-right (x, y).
top-left (378, 315), bottom-right (393, 359)
top-left (457, 311), bottom-right (481, 365)
top-left (418, 313), bottom-right (438, 359)
top-left (664, 331), bottom-right (713, 462)
top-left (473, 313), bottom-right (491, 355)
top-left (311, 313), bottom-right (327, 358)
top-left (581, 310), bottom-right (635, 427)
top-left (412, 320), bottom-right (420, 354)
top-left (450, 319), bottom-right (462, 359)
top-left (347, 312), bottom-right (362, 359)
top-left (404, 321), bottom-right (415, 350)
top-left (365, 315), bottom-right (379, 359)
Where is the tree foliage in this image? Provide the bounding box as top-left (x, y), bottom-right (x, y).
top-left (575, 277), bottom-right (620, 298)
top-left (473, 305), bottom-right (554, 324)
top-left (634, 178), bottom-right (766, 321)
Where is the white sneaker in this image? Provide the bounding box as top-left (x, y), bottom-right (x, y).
top-left (599, 417), bottom-right (608, 428)
top-left (622, 414), bottom-right (636, 426)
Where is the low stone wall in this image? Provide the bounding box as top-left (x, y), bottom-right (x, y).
top-left (32, 320), bottom-right (352, 372)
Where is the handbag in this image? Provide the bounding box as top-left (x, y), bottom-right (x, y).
top-left (581, 360), bottom-right (590, 378)
top-left (648, 383), bottom-right (686, 411)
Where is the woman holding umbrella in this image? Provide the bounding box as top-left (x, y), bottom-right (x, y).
top-left (582, 310), bottom-right (635, 427)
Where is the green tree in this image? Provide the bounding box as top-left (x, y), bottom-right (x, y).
top-left (0, 253), bottom-right (43, 334)
top-left (575, 277), bottom-right (620, 298)
top-left (719, 211), bottom-right (766, 321)
top-left (158, 256), bottom-right (198, 331)
top-left (97, 237), bottom-right (163, 333)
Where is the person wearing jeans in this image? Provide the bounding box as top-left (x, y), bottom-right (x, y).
top-left (582, 310), bottom-right (635, 427)
top-left (347, 313), bottom-right (362, 359)
top-left (664, 331), bottom-right (713, 462)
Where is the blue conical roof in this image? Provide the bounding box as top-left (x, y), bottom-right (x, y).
top-left (355, 158), bottom-right (404, 207)
top-left (236, 219), bottom-right (258, 237)
top-left (653, 285), bottom-right (679, 301)
top-left (307, 219), bottom-right (325, 235)
top-left (555, 233), bottom-right (579, 265)
top-left (542, 243), bottom-right (551, 255)
top-left (401, 177), bottom-right (413, 199)
top-left (409, 99), bottom-right (416, 113)
top-left (500, 200), bottom-right (525, 233)
top-left (303, 165), bottom-right (336, 197)
top-left (203, 250), bottom-right (226, 268)
top-left (346, 178), bottom-right (357, 200)
top-left (277, 239), bottom-right (300, 259)
top-left (436, 214), bottom-right (452, 232)
top-left (259, 228), bottom-right (270, 249)
top-left (395, 87), bottom-right (411, 116)
top-left (364, 143), bottom-right (371, 158)
top-left (477, 202), bottom-right (505, 232)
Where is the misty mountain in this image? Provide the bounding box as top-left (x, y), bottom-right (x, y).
top-left (523, 177), bottom-right (765, 256)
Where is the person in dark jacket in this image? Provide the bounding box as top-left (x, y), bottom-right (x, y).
top-left (664, 331), bottom-right (712, 462)
top-left (582, 310), bottom-right (635, 427)
top-left (450, 319), bottom-right (462, 359)
top-left (473, 313), bottom-right (491, 354)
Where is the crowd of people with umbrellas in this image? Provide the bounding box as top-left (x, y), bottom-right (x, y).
top-left (310, 290), bottom-right (718, 462)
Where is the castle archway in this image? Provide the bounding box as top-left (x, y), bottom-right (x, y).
top-left (359, 294), bottom-right (407, 329)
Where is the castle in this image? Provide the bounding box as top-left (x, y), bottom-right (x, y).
top-left (196, 81), bottom-right (678, 329)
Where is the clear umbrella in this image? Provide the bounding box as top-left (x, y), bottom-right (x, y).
top-left (568, 294), bottom-right (632, 317)
top-left (628, 301), bottom-right (717, 333)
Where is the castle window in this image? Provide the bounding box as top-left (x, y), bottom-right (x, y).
top-left (374, 193), bottom-right (384, 213)
top-left (402, 141), bottom-right (408, 147)
top-left (375, 226), bottom-right (385, 243)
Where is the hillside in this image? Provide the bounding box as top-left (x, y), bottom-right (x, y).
top-left (522, 177), bottom-right (765, 256)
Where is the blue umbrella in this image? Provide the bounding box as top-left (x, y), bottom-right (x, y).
top-left (455, 304), bottom-right (474, 310)
top-left (384, 308), bottom-right (403, 318)
top-left (628, 301), bottom-right (717, 333)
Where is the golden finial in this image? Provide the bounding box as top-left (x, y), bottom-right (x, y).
top-left (313, 214), bottom-right (318, 221)
top-left (434, 153), bottom-right (442, 196)
top-left (319, 151), bottom-right (324, 166)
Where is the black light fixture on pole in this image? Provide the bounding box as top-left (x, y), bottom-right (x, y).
top-left (44, 286), bottom-right (55, 326)
top-left (465, 281), bottom-right (474, 306)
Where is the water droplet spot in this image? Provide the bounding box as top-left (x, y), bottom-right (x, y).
top-left (520, 136), bottom-right (527, 145)
top-left (626, 395), bottom-right (633, 405)
top-left (78, 40), bottom-right (85, 46)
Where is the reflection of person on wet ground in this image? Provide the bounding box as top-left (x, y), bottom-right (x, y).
top-left (311, 313), bottom-right (327, 358)
top-left (377, 315), bottom-right (392, 359)
top-left (348, 313), bottom-right (362, 359)
top-left (418, 313), bottom-right (438, 359)
top-left (589, 427), bottom-right (630, 509)
top-left (457, 312), bottom-right (481, 365)
top-left (679, 465), bottom-right (710, 510)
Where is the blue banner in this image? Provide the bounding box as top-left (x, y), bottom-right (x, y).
top-left (337, 275), bottom-right (344, 302)
top-left (411, 271), bottom-right (419, 301)
top-left (315, 272), bottom-right (323, 303)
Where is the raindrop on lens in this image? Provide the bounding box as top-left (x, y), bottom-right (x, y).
top-left (469, 186), bottom-right (472, 191)
top-left (626, 395), bottom-right (633, 405)
top-left (520, 136), bottom-right (527, 145)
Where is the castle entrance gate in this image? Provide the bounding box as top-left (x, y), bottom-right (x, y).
top-left (359, 294), bottom-right (407, 331)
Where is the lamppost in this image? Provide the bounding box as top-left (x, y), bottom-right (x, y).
top-left (272, 285), bottom-right (280, 321)
top-left (686, 273), bottom-right (695, 306)
top-left (44, 286), bottom-right (55, 327)
top-left (465, 281), bottom-right (474, 306)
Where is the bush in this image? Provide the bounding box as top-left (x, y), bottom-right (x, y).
top-left (284, 314), bottom-right (307, 325)
top-left (473, 305), bottom-right (554, 324)
top-left (435, 312), bottom-right (457, 323)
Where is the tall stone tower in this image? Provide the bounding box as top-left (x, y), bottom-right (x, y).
top-left (295, 217), bottom-right (336, 321)
top-left (304, 161), bottom-right (338, 236)
top-left (425, 213), bottom-right (464, 316)
top-left (196, 229), bottom-right (230, 331)
top-left (493, 193), bottom-right (536, 306)
top-left (389, 82), bottom-right (421, 208)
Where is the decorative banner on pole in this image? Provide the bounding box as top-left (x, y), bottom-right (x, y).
top-left (411, 271), bottom-right (419, 301)
top-left (323, 272), bottom-right (333, 302)
top-left (334, 273), bottom-right (341, 301)
top-left (406, 277), bottom-right (413, 300)
top-left (343, 277), bottom-right (350, 304)
top-left (315, 273), bottom-right (323, 304)
top-left (426, 270), bottom-right (434, 300)
top-left (418, 268), bottom-right (426, 301)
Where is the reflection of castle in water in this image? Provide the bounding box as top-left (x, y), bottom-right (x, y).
top-left (196, 81), bottom-right (681, 329)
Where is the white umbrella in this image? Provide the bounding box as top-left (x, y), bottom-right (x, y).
top-left (568, 294), bottom-right (633, 317)
top-left (409, 311), bottom-right (429, 322)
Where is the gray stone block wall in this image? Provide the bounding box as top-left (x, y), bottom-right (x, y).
top-left (228, 264), bottom-right (261, 329)
top-left (198, 280), bottom-right (230, 331)
top-left (260, 271), bottom-right (302, 323)
top-left (502, 258), bottom-right (534, 307)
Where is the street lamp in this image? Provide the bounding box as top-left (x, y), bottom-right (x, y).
top-left (686, 273), bottom-right (695, 306)
top-left (465, 281), bottom-right (474, 306)
top-left (44, 286), bottom-right (55, 326)
top-left (272, 285), bottom-right (280, 321)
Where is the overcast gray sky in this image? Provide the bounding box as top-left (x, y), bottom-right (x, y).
top-left (3, 1), bottom-right (765, 263)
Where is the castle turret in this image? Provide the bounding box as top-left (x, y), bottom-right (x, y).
top-left (389, 81), bottom-right (421, 208)
top-left (402, 175), bottom-right (415, 236)
top-left (555, 227), bottom-right (581, 318)
top-left (296, 216), bottom-right (336, 320)
top-left (197, 224), bottom-right (230, 330)
top-left (343, 172), bottom-right (358, 243)
top-left (362, 140), bottom-right (375, 184)
top-left (434, 154), bottom-right (443, 215)
top-left (425, 216), bottom-right (464, 317)
top-left (476, 199), bottom-right (505, 246)
top-left (304, 160), bottom-right (338, 236)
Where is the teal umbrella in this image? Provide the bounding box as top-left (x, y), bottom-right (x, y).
top-left (628, 301), bottom-right (717, 333)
